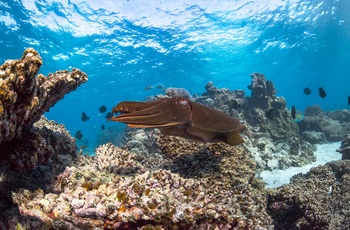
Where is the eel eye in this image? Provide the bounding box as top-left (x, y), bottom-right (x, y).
top-left (179, 99), bottom-right (188, 106)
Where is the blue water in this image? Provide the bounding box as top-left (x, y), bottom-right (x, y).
top-left (1, 0), bottom-right (349, 150)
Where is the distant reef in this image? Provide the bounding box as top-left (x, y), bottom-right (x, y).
top-left (1, 49), bottom-right (350, 229)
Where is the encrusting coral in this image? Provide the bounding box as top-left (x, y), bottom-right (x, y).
top-left (0, 48), bottom-right (87, 170)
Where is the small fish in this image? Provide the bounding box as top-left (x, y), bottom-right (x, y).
top-left (99, 105), bottom-right (107, 113)
top-left (156, 84), bottom-right (164, 89)
top-left (291, 105), bottom-right (296, 119)
top-left (144, 86), bottom-right (153, 90)
top-left (348, 95), bottom-right (350, 106)
top-left (228, 99), bottom-right (239, 109)
top-left (265, 108), bottom-right (275, 119)
top-left (319, 87), bottom-right (326, 98)
top-left (75, 130), bottom-right (83, 139)
top-left (303, 87), bottom-right (311, 95)
top-left (105, 112), bottom-right (113, 121)
top-left (293, 113), bottom-right (304, 123)
top-left (81, 112), bottom-right (89, 121)
top-left (101, 125), bottom-right (105, 130)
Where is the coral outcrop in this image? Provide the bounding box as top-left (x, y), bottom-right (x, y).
top-left (336, 135), bottom-right (350, 160)
top-left (0, 49), bottom-right (86, 227)
top-left (0, 48), bottom-right (87, 170)
top-left (268, 160), bottom-right (350, 229)
top-left (0, 116), bottom-right (79, 228)
top-left (298, 105), bottom-right (350, 143)
top-left (12, 139), bottom-right (272, 229)
top-left (196, 73), bottom-right (315, 172)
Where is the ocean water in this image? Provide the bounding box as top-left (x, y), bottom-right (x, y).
top-left (1, 0), bottom-right (349, 150)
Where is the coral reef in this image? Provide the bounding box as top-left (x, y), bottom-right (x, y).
top-left (336, 135), bottom-right (350, 160)
top-left (0, 48), bottom-right (87, 170)
top-left (0, 48), bottom-right (86, 228)
top-left (11, 139), bottom-right (272, 229)
top-left (268, 160), bottom-right (350, 229)
top-left (1, 50), bottom-right (348, 229)
top-left (165, 87), bottom-right (194, 101)
top-left (298, 105), bottom-right (350, 143)
top-left (196, 73), bottom-right (315, 172)
top-left (0, 116), bottom-right (79, 228)
top-left (0, 116), bottom-right (77, 170)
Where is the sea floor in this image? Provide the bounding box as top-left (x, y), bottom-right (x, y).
top-left (260, 142), bottom-right (341, 188)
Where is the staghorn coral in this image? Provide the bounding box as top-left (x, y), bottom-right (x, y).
top-left (0, 48), bottom-right (87, 170)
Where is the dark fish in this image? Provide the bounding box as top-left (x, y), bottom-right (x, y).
top-left (291, 105), bottom-right (296, 119)
top-left (348, 95), bottom-right (350, 106)
top-left (265, 108), bottom-right (275, 119)
top-left (144, 86), bottom-right (153, 90)
top-left (99, 105), bottom-right (107, 113)
top-left (228, 99), bottom-right (239, 109)
top-left (319, 87), bottom-right (326, 98)
top-left (303, 87), bottom-right (311, 95)
top-left (105, 112), bottom-right (113, 121)
top-left (81, 112), bottom-right (89, 121)
top-left (101, 125), bottom-right (105, 130)
top-left (156, 84), bottom-right (164, 89)
top-left (75, 130), bottom-right (83, 139)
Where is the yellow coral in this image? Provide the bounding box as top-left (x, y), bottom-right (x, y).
top-left (31, 96), bottom-right (39, 109)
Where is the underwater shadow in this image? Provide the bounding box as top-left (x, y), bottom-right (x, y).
top-left (0, 122), bottom-right (80, 227)
top-left (161, 147), bottom-right (222, 179)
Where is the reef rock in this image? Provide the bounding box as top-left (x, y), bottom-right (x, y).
top-left (0, 48), bottom-right (87, 170)
top-left (268, 160), bottom-right (350, 229)
top-left (336, 135), bottom-right (350, 160)
top-left (11, 138), bottom-right (272, 229)
top-left (247, 72), bottom-right (277, 108)
top-left (0, 116), bottom-right (79, 227)
top-left (196, 73), bottom-right (314, 172)
top-left (298, 106), bottom-right (350, 143)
